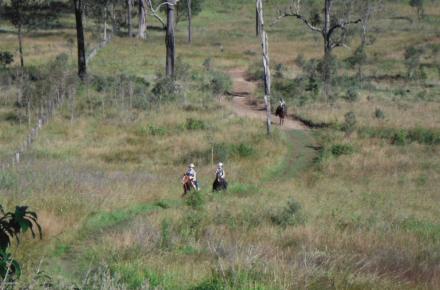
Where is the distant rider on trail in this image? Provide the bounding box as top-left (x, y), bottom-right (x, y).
top-left (185, 163), bottom-right (199, 191)
top-left (213, 162), bottom-right (228, 191)
top-left (275, 97), bottom-right (287, 126)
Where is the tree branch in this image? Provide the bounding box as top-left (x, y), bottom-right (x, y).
top-left (271, 8), bottom-right (322, 34)
top-left (328, 18), bottom-right (361, 38)
top-left (146, 0), bottom-right (180, 28)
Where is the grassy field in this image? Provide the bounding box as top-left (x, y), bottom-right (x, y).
top-left (0, 0), bottom-right (440, 289)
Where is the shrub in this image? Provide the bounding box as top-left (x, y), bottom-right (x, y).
top-left (392, 130), bottom-right (409, 145)
top-left (247, 63), bottom-right (264, 81)
top-left (228, 183), bottom-right (260, 197)
top-left (180, 210), bottom-right (207, 240)
top-left (343, 111), bottom-right (357, 136)
top-left (209, 71), bottom-right (232, 96)
top-left (175, 56), bottom-right (191, 81)
top-left (330, 144), bottom-right (354, 157)
top-left (343, 87), bottom-right (359, 102)
top-left (151, 76), bottom-right (181, 103)
top-left (270, 197), bottom-right (305, 228)
top-left (203, 57), bottom-right (212, 71)
top-left (294, 53), bottom-right (306, 68)
top-left (160, 218), bottom-right (172, 250)
top-left (404, 46), bottom-right (424, 80)
top-left (374, 108), bottom-right (385, 119)
top-left (274, 63), bottom-right (286, 78)
top-left (0, 51), bottom-right (14, 68)
top-left (185, 118), bottom-right (207, 130)
top-left (185, 190), bottom-right (205, 210)
top-left (145, 124), bottom-right (168, 136)
top-left (233, 143), bottom-right (255, 158)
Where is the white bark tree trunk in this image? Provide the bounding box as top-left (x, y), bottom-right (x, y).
top-left (256, 0), bottom-right (272, 135)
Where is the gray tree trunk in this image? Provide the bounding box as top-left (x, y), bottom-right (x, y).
top-left (188, 0), bottom-right (192, 43)
top-left (127, 0), bottom-right (132, 37)
top-left (256, 0), bottom-right (272, 135)
top-left (138, 0), bottom-right (147, 39)
top-left (256, 7), bottom-right (260, 36)
top-left (323, 0), bottom-right (332, 99)
top-left (166, 0), bottom-right (176, 77)
top-left (104, 5), bottom-right (108, 40)
top-left (18, 21), bottom-right (24, 67)
top-left (74, 0), bottom-right (87, 79)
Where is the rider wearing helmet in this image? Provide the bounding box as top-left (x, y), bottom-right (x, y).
top-left (215, 162), bottom-right (225, 180)
top-left (186, 163), bottom-right (199, 191)
top-left (279, 97), bottom-right (286, 108)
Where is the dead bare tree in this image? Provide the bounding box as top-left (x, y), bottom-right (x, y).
top-left (273, 0), bottom-right (361, 99)
top-left (256, 0), bottom-right (272, 135)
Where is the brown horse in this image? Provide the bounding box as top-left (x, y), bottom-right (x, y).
top-left (275, 104), bottom-right (287, 126)
top-left (182, 175), bottom-right (196, 196)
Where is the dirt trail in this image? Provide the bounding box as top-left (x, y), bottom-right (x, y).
top-left (226, 68), bottom-right (316, 180)
top-left (226, 68), bottom-right (308, 131)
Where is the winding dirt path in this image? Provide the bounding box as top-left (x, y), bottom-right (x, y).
top-left (226, 68), bottom-right (308, 131)
top-left (225, 68), bottom-right (316, 179)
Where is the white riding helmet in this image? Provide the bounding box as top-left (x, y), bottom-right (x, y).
top-left (218, 162), bottom-right (223, 168)
top-left (189, 163), bottom-right (195, 168)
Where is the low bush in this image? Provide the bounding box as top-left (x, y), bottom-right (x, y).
top-left (185, 118), bottom-right (207, 130)
top-left (343, 112), bottom-right (357, 136)
top-left (358, 127), bottom-right (440, 145)
top-left (179, 210), bottom-right (208, 240)
top-left (270, 197), bottom-right (305, 228)
top-left (228, 183), bottom-right (260, 197)
top-left (185, 190), bottom-right (205, 210)
top-left (145, 124), bottom-right (168, 136)
top-left (343, 87), bottom-right (359, 102)
top-left (209, 71), bottom-right (232, 96)
top-left (374, 108), bottom-right (385, 119)
top-left (330, 144), bottom-right (354, 157)
top-left (151, 75), bottom-right (181, 103)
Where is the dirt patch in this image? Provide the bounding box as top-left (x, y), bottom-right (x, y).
top-left (225, 68), bottom-right (308, 131)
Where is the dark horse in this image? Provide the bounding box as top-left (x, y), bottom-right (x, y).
top-left (275, 104), bottom-right (287, 126)
top-left (182, 175), bottom-right (196, 196)
top-left (212, 177), bottom-right (228, 192)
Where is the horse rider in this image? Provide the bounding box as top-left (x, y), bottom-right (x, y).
top-left (215, 162), bottom-right (225, 181)
top-left (185, 163), bottom-right (199, 191)
top-left (279, 97), bottom-right (286, 109)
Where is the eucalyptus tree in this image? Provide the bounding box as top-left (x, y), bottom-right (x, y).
top-left (1, 0), bottom-right (60, 67)
top-left (175, 0), bottom-right (204, 43)
top-left (410, 0), bottom-right (424, 21)
top-left (256, 0), bottom-right (272, 135)
top-left (274, 0), bottom-right (361, 99)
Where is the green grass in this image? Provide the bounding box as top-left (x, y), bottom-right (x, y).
top-left (1, 0), bottom-right (440, 289)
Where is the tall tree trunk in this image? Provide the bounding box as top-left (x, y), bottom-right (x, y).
top-left (256, 7), bottom-right (260, 36)
top-left (127, 0), bottom-right (132, 37)
top-left (187, 0), bottom-right (192, 43)
top-left (104, 5), bottom-right (108, 41)
top-left (323, 0), bottom-right (332, 99)
top-left (17, 21), bottom-right (24, 68)
top-left (166, 0), bottom-right (176, 77)
top-left (138, 0), bottom-right (147, 39)
top-left (256, 0), bottom-right (272, 135)
top-left (73, 0), bottom-right (86, 79)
